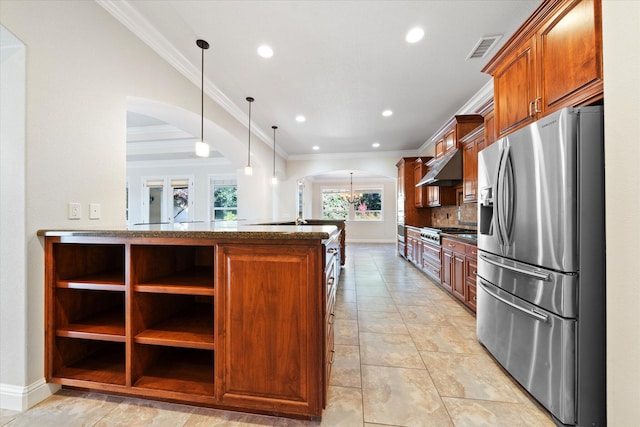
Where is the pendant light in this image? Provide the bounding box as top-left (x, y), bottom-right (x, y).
top-left (195, 39), bottom-right (210, 158)
top-left (271, 126), bottom-right (278, 185)
top-left (244, 97), bottom-right (255, 175)
top-left (343, 172), bottom-right (362, 205)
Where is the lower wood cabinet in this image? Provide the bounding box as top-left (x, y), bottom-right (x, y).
top-left (43, 232), bottom-right (338, 419)
top-left (440, 237), bottom-right (478, 313)
top-left (216, 244), bottom-right (322, 416)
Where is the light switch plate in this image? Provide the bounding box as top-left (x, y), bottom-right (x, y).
top-left (89, 203), bottom-right (101, 220)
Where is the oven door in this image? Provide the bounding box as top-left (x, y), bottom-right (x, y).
top-left (476, 278), bottom-right (576, 425)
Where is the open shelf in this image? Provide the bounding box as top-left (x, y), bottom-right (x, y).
top-left (57, 271), bottom-right (125, 291)
top-left (131, 245), bottom-right (214, 295)
top-left (56, 310), bottom-right (125, 342)
top-left (52, 338), bottom-right (125, 386)
top-left (134, 266), bottom-right (214, 295)
top-left (54, 243), bottom-right (125, 289)
top-left (133, 345), bottom-right (214, 396)
top-left (133, 294), bottom-right (213, 349)
top-left (55, 288), bottom-right (125, 342)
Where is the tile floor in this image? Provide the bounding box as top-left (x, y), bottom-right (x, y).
top-left (1, 243), bottom-right (556, 427)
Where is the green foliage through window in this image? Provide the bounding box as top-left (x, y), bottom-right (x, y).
top-left (321, 188), bottom-right (383, 221)
top-left (212, 183), bottom-right (237, 221)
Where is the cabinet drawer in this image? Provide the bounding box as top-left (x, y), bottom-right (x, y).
top-left (441, 238), bottom-right (465, 254)
top-left (423, 243), bottom-right (441, 264)
top-left (466, 258), bottom-right (478, 283)
top-left (466, 281), bottom-right (477, 312)
top-left (465, 244), bottom-right (478, 257)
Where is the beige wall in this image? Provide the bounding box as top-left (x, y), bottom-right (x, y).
top-left (602, 1), bottom-right (640, 425)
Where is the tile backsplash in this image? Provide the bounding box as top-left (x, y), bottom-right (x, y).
top-left (432, 203), bottom-right (477, 229)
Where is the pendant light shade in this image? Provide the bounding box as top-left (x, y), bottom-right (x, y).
top-left (244, 97), bottom-right (255, 176)
top-left (195, 39), bottom-right (210, 158)
top-left (271, 125), bottom-right (278, 185)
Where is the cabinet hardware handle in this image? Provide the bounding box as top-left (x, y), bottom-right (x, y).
top-left (328, 248), bottom-right (338, 254)
top-left (473, 271), bottom-right (477, 276)
top-left (529, 100), bottom-right (535, 118)
top-left (330, 349), bottom-right (336, 365)
top-left (473, 296), bottom-right (477, 301)
top-left (534, 97), bottom-right (542, 114)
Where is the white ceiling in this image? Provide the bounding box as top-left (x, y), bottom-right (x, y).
top-left (115, 0), bottom-right (540, 160)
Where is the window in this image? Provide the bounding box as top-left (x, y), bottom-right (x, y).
top-left (321, 186), bottom-right (383, 221)
top-left (354, 191), bottom-right (382, 220)
top-left (321, 188), bottom-right (350, 220)
top-left (141, 177), bottom-right (193, 224)
top-left (211, 178), bottom-right (237, 221)
top-left (171, 178), bottom-right (190, 223)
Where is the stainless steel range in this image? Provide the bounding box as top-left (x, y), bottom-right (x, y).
top-left (420, 227), bottom-right (473, 246)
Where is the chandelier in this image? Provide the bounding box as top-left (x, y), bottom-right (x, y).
top-left (342, 172), bottom-right (363, 206)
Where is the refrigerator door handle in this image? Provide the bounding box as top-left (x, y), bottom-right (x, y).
top-left (494, 144), bottom-right (507, 246)
top-left (496, 145), bottom-right (512, 247)
top-left (503, 149), bottom-right (515, 243)
top-left (479, 280), bottom-right (549, 323)
top-left (479, 253), bottom-right (551, 281)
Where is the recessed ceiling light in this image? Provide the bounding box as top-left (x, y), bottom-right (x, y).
top-left (296, 115), bottom-right (306, 123)
top-left (257, 45), bottom-right (274, 58)
top-left (382, 110), bottom-right (393, 117)
top-left (372, 142), bottom-right (380, 148)
top-left (312, 146), bottom-right (319, 151)
top-left (405, 27), bottom-right (425, 43)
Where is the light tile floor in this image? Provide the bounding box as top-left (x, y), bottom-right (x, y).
top-left (1, 243), bottom-right (556, 427)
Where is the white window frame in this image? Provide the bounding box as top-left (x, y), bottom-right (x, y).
top-left (209, 175), bottom-right (238, 222)
top-left (141, 175), bottom-right (194, 224)
top-left (320, 185), bottom-right (384, 222)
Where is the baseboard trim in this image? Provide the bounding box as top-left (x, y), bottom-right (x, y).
top-left (0, 379), bottom-right (59, 411)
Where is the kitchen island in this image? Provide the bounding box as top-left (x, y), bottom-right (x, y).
top-left (38, 223), bottom-right (341, 419)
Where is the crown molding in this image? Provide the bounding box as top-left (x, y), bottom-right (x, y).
top-left (97, 0), bottom-right (274, 149)
top-left (416, 79), bottom-right (493, 155)
top-left (287, 149), bottom-right (419, 162)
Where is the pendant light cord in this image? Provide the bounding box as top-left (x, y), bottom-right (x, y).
top-left (246, 97), bottom-right (254, 167)
top-left (272, 126), bottom-right (278, 177)
top-left (200, 46), bottom-right (204, 142)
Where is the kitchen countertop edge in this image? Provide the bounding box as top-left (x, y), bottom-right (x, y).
top-left (37, 225), bottom-right (339, 241)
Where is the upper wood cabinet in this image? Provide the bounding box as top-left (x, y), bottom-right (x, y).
top-left (413, 157), bottom-right (431, 208)
top-left (461, 125), bottom-right (484, 204)
top-left (432, 115), bottom-right (484, 159)
top-left (483, 0), bottom-right (603, 137)
top-left (397, 157), bottom-right (432, 228)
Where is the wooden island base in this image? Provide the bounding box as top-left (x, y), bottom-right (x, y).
top-left (40, 224), bottom-right (341, 419)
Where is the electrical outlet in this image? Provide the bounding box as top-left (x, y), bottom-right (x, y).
top-left (68, 202), bottom-right (81, 219)
top-left (89, 203), bottom-right (101, 220)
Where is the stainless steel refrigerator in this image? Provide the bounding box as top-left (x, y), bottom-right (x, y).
top-left (476, 106), bottom-right (606, 426)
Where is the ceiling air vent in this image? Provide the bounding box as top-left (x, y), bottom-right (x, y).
top-left (466, 34), bottom-right (503, 60)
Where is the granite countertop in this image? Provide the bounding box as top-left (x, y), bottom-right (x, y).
top-left (37, 222), bottom-right (339, 241)
top-left (440, 232), bottom-right (478, 245)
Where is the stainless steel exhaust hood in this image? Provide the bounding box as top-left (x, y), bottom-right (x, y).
top-left (416, 149), bottom-right (462, 187)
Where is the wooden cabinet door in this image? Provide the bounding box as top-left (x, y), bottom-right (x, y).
top-left (435, 139), bottom-right (445, 158)
top-left (452, 254), bottom-right (466, 302)
top-left (441, 249), bottom-right (453, 292)
top-left (538, 0), bottom-right (603, 115)
top-left (414, 159), bottom-right (428, 208)
top-left (428, 186), bottom-right (440, 207)
top-left (443, 129), bottom-right (456, 154)
top-left (216, 244), bottom-right (322, 416)
top-left (465, 256), bottom-right (478, 312)
top-left (483, 109), bottom-right (496, 148)
top-left (462, 139), bottom-right (478, 203)
top-left (494, 37), bottom-right (537, 137)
